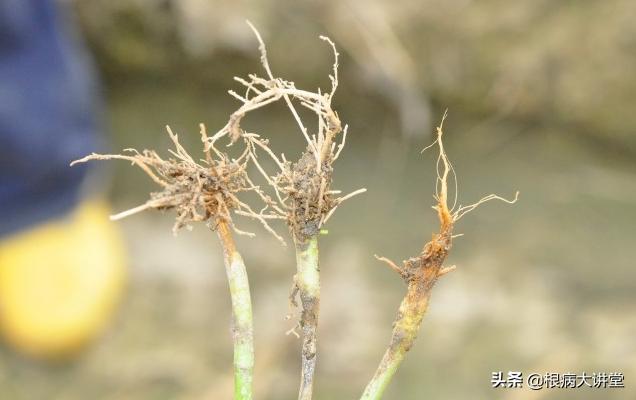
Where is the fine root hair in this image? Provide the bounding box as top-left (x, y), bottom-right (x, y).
top-left (205, 21), bottom-right (365, 243)
top-left (72, 124), bottom-right (285, 243)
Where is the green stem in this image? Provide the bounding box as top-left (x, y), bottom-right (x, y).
top-left (295, 235), bottom-right (320, 400)
top-left (360, 280), bottom-right (431, 400)
top-left (217, 221), bottom-right (254, 400)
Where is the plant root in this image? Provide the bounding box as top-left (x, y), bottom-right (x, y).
top-left (360, 113), bottom-right (518, 400)
top-left (71, 124), bottom-right (285, 243)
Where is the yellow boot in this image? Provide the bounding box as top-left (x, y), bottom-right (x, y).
top-left (0, 200), bottom-right (126, 359)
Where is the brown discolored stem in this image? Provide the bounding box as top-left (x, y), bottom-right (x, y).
top-left (361, 226), bottom-right (452, 400)
top-left (294, 235), bottom-right (320, 400)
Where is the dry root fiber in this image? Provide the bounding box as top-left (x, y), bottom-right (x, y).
top-left (361, 112), bottom-right (518, 400)
top-left (206, 22), bottom-right (365, 245)
top-left (71, 124), bottom-right (285, 241)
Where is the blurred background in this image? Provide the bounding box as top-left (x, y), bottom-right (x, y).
top-left (1, 0), bottom-right (635, 399)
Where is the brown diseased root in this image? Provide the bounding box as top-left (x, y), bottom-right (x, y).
top-left (361, 112), bottom-right (518, 400)
top-left (378, 110), bottom-right (519, 285)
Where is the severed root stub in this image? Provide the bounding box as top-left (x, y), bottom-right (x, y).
top-left (361, 112), bottom-right (518, 400)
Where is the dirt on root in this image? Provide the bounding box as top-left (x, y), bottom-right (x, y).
top-left (283, 148), bottom-right (337, 242)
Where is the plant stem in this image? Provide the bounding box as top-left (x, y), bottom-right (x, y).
top-left (361, 229), bottom-right (451, 400)
top-left (294, 235), bottom-right (320, 400)
top-left (360, 280), bottom-right (433, 400)
top-left (217, 221), bottom-right (254, 400)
